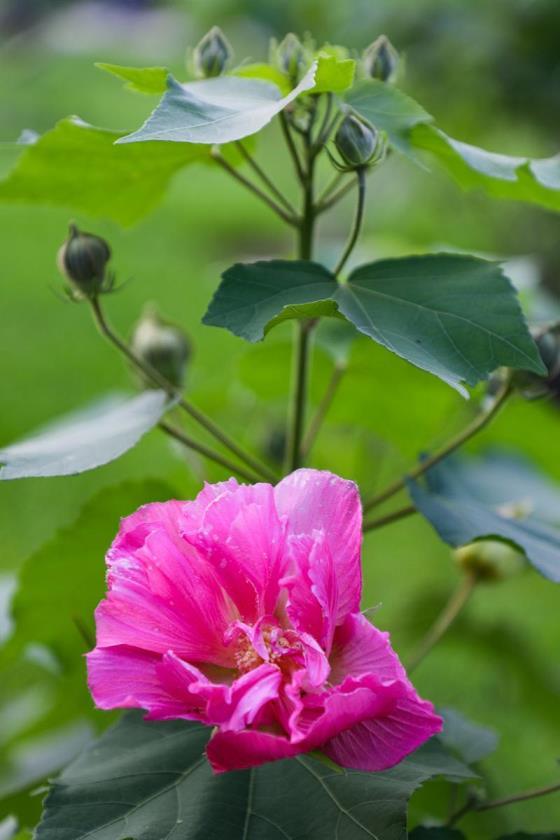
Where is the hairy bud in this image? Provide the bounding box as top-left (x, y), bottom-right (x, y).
top-left (57, 224), bottom-right (111, 300)
top-left (512, 327), bottom-right (560, 399)
top-left (274, 33), bottom-right (307, 82)
top-left (131, 306), bottom-right (191, 389)
top-left (362, 35), bottom-right (399, 82)
top-left (454, 539), bottom-right (524, 582)
top-left (334, 114), bottom-right (379, 169)
top-left (193, 26), bottom-right (232, 78)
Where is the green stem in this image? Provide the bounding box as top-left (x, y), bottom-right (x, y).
top-left (316, 175), bottom-right (357, 214)
top-left (280, 111), bottom-right (306, 181)
top-left (334, 168), bottom-right (367, 276)
top-left (235, 141), bottom-right (297, 216)
top-left (406, 572), bottom-right (478, 674)
top-left (89, 298), bottom-right (278, 484)
top-left (362, 504), bottom-right (417, 533)
top-left (212, 150), bottom-right (298, 226)
top-left (301, 362), bottom-right (346, 458)
top-left (159, 421), bottom-right (261, 484)
top-left (448, 780), bottom-right (560, 826)
top-left (363, 375), bottom-right (513, 514)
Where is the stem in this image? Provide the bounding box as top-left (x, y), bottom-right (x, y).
top-left (406, 572), bottom-right (478, 674)
top-left (363, 504), bottom-right (417, 533)
top-left (280, 111), bottom-right (306, 181)
top-left (301, 362), bottom-right (346, 457)
top-left (363, 376), bottom-right (513, 514)
top-left (334, 168), bottom-right (367, 275)
top-left (235, 141), bottom-right (297, 216)
top-left (311, 93), bottom-right (334, 155)
top-left (448, 781), bottom-right (560, 826)
top-left (89, 298), bottom-right (278, 484)
top-left (212, 150), bottom-right (298, 226)
top-left (316, 176), bottom-right (358, 214)
top-left (159, 421), bottom-right (261, 483)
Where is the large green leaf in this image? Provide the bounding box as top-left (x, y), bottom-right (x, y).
top-left (0, 392), bottom-right (170, 480)
top-left (408, 453), bottom-right (560, 582)
top-left (118, 63), bottom-right (317, 146)
top-left (346, 80), bottom-right (560, 211)
top-left (36, 712), bottom-right (474, 840)
top-left (0, 118), bottom-right (208, 225)
top-left (203, 255), bottom-right (544, 395)
top-left (409, 830), bottom-right (465, 840)
top-left (95, 63), bottom-right (169, 94)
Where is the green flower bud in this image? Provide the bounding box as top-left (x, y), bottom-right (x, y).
top-left (131, 306), bottom-right (191, 389)
top-left (512, 328), bottom-right (560, 399)
top-left (57, 223), bottom-right (111, 300)
top-left (362, 35), bottom-right (399, 82)
top-left (193, 26), bottom-right (232, 78)
top-left (334, 114), bottom-right (378, 169)
top-left (274, 33), bottom-right (307, 83)
top-left (454, 539), bottom-right (525, 582)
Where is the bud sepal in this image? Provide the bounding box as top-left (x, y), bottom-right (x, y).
top-left (57, 224), bottom-right (115, 301)
top-left (330, 113), bottom-right (386, 172)
top-left (193, 26), bottom-right (232, 78)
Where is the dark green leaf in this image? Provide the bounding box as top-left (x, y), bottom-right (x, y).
top-left (36, 712), bottom-right (474, 840)
top-left (412, 124), bottom-right (560, 214)
top-left (408, 453), bottom-right (560, 582)
top-left (409, 829), bottom-right (465, 840)
top-left (496, 834), bottom-right (560, 839)
top-left (0, 391), bottom-right (170, 479)
top-left (0, 118), bottom-right (209, 225)
top-left (439, 707), bottom-right (499, 765)
top-left (202, 260), bottom-right (338, 341)
top-left (118, 64), bottom-right (317, 146)
top-left (338, 254), bottom-right (545, 395)
top-left (95, 63), bottom-right (169, 94)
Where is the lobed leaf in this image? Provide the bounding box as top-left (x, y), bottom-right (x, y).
top-left (314, 53), bottom-right (356, 93)
top-left (117, 63), bottom-right (317, 146)
top-left (0, 391), bottom-right (170, 480)
top-left (0, 117), bottom-right (209, 225)
top-left (203, 255), bottom-right (543, 395)
top-left (36, 711), bottom-right (474, 840)
top-left (408, 452), bottom-right (560, 583)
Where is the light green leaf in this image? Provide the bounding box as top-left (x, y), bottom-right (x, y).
top-left (314, 53), bottom-right (356, 93)
top-left (95, 63), bottom-right (169, 94)
top-left (118, 63), bottom-right (317, 146)
top-left (202, 260), bottom-right (338, 341)
top-left (203, 255), bottom-right (544, 395)
top-left (36, 712), bottom-right (474, 840)
top-left (0, 117), bottom-right (209, 225)
top-left (0, 391), bottom-right (171, 479)
top-left (232, 63), bottom-right (291, 95)
top-left (411, 124), bottom-right (560, 213)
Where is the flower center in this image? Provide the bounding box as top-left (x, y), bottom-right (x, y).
top-left (230, 620), bottom-right (304, 677)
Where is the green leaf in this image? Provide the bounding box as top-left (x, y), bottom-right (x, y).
top-left (202, 260), bottom-right (338, 341)
top-left (314, 53), bottom-right (356, 93)
top-left (95, 63), bottom-right (169, 94)
top-left (439, 707), bottom-right (499, 765)
top-left (0, 117), bottom-right (209, 225)
top-left (36, 712), bottom-right (474, 840)
top-left (118, 63), bottom-right (317, 146)
top-left (0, 391), bottom-right (170, 479)
top-left (410, 829), bottom-right (465, 840)
top-left (337, 254), bottom-right (545, 396)
top-left (496, 834), bottom-right (560, 839)
top-left (412, 124), bottom-right (560, 214)
top-left (408, 453), bottom-right (560, 582)
top-left (345, 79), bottom-right (432, 151)
top-left (203, 255), bottom-right (543, 394)
top-left (232, 63), bottom-right (291, 95)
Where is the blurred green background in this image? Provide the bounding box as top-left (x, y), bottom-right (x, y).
top-left (0, 1), bottom-right (559, 837)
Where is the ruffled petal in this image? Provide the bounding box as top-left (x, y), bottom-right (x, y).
top-left (183, 483), bottom-right (286, 621)
top-left (323, 691), bottom-right (443, 772)
top-left (95, 502), bottom-right (236, 666)
top-left (329, 612), bottom-right (407, 685)
top-left (274, 470), bottom-right (362, 621)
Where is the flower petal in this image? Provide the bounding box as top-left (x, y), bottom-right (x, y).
top-left (275, 469), bottom-right (362, 621)
top-left (329, 612), bottom-right (407, 685)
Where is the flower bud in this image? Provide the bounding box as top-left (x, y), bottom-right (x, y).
top-left (193, 26), bottom-right (232, 78)
top-left (512, 328), bottom-right (560, 399)
top-left (274, 33), bottom-right (307, 82)
top-left (454, 539), bottom-right (524, 582)
top-left (334, 114), bottom-right (378, 169)
top-left (131, 306), bottom-right (191, 389)
top-left (57, 223), bottom-right (111, 300)
top-left (362, 35), bottom-right (399, 82)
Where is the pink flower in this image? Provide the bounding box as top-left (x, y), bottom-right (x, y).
top-left (87, 469), bottom-right (441, 773)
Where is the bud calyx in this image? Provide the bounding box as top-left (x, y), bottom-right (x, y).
top-left (57, 224), bottom-right (112, 300)
top-left (193, 26), bottom-right (232, 78)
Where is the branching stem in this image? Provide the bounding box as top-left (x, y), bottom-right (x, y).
top-left (159, 421), bottom-right (261, 483)
top-left (363, 376), bottom-right (513, 513)
top-left (89, 298), bottom-right (277, 483)
top-left (235, 141), bottom-right (297, 216)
